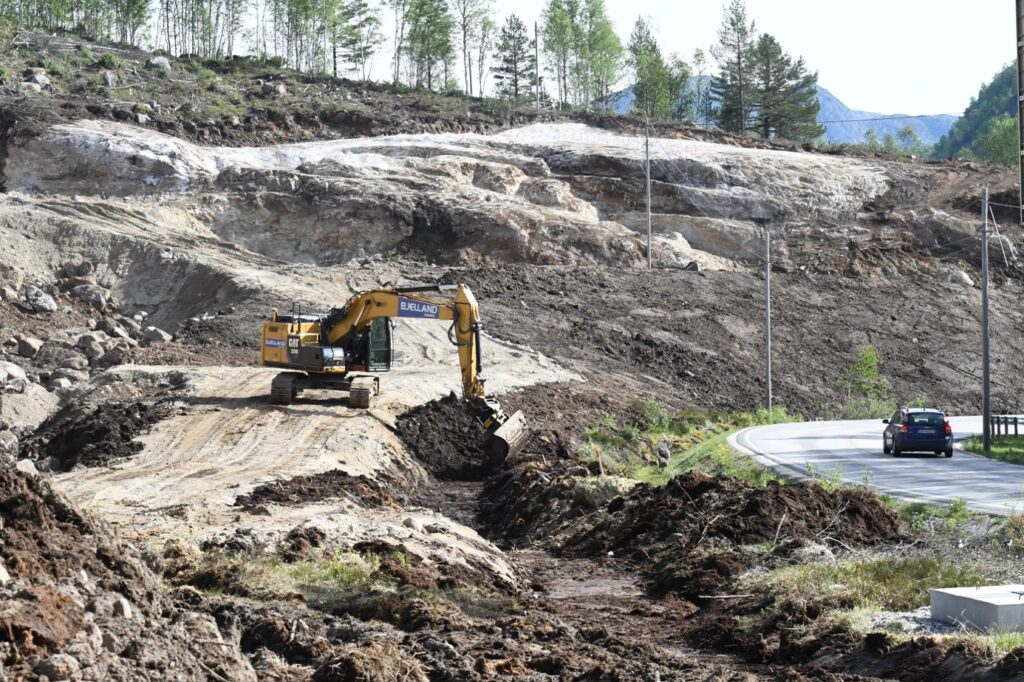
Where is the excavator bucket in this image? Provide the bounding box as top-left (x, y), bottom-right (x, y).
top-left (484, 410), bottom-right (530, 467)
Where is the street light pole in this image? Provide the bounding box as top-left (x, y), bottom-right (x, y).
top-left (982, 187), bottom-right (992, 452)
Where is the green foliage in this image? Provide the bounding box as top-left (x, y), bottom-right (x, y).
top-left (710, 0), bottom-right (758, 133)
top-left (580, 401), bottom-right (796, 486)
top-left (748, 33), bottom-right (822, 142)
top-left (332, 0), bottom-right (384, 80)
top-left (0, 65), bottom-right (9, 85)
top-left (95, 52), bottom-right (123, 70)
top-left (540, 0), bottom-right (623, 108)
top-left (406, 0), bottom-right (455, 91)
top-left (975, 113), bottom-right (1019, 166)
top-left (895, 498), bottom-right (976, 532)
top-left (838, 345), bottom-right (890, 400)
top-left (964, 435), bottom-right (1024, 465)
top-left (752, 557), bottom-right (991, 612)
top-left (627, 18), bottom-right (691, 121)
top-left (491, 14), bottom-right (535, 100)
top-left (804, 462), bottom-right (844, 492)
top-left (933, 63), bottom-right (1016, 160)
top-left (32, 53), bottom-right (64, 76)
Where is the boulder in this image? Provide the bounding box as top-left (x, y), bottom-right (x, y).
top-left (51, 368), bottom-right (89, 383)
top-left (572, 476), bottom-right (639, 509)
top-left (0, 361), bottom-right (27, 384)
top-left (16, 335), bottom-right (42, 358)
top-left (102, 70), bottom-right (119, 87)
top-left (145, 56), bottom-right (172, 72)
top-left (15, 459), bottom-right (38, 476)
top-left (60, 356), bottom-right (89, 371)
top-left (261, 81), bottom-right (287, 97)
top-left (50, 377), bottom-right (73, 391)
top-left (143, 326), bottom-right (173, 345)
top-left (34, 653), bottom-right (80, 681)
top-left (26, 72), bottom-right (50, 88)
top-left (0, 430), bottom-right (18, 456)
top-left (17, 82), bottom-right (42, 94)
top-left (24, 284), bottom-right (57, 312)
top-left (947, 269), bottom-right (974, 287)
top-left (77, 332), bottom-right (109, 348)
top-left (0, 285), bottom-right (19, 302)
top-left (83, 341), bottom-right (105, 360)
top-left (136, 113), bottom-right (151, 125)
top-left (71, 283), bottom-right (108, 310)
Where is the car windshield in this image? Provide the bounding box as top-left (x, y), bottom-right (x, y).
top-left (907, 413), bottom-right (944, 426)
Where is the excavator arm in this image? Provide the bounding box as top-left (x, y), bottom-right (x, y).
top-left (323, 284), bottom-right (529, 464)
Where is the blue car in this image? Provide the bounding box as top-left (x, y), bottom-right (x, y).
top-left (882, 407), bottom-right (954, 457)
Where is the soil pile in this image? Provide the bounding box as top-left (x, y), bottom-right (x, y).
top-left (20, 400), bottom-right (174, 471)
top-left (395, 393), bottom-right (492, 480)
top-left (560, 471), bottom-right (904, 599)
top-left (235, 470), bottom-right (400, 511)
top-left (0, 468), bottom-right (255, 679)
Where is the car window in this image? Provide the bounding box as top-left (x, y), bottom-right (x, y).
top-left (891, 411), bottom-right (901, 423)
top-left (908, 413), bottom-right (944, 426)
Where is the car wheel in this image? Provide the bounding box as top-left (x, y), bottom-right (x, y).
top-left (892, 443), bottom-right (900, 456)
top-left (945, 449), bottom-right (954, 458)
top-left (883, 439), bottom-right (891, 454)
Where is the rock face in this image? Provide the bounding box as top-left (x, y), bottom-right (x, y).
top-left (1, 120), bottom-right (1003, 272)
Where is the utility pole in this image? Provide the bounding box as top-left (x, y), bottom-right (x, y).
top-left (1016, 0), bottom-right (1024, 224)
top-left (982, 187), bottom-right (992, 452)
top-left (534, 22), bottom-right (540, 112)
top-left (764, 229), bottom-right (773, 412)
top-left (645, 117), bottom-right (652, 269)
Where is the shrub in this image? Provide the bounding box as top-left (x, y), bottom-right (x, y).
top-left (95, 52), bottom-right (123, 70)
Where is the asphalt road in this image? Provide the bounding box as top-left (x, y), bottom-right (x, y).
top-left (730, 417), bottom-right (1024, 515)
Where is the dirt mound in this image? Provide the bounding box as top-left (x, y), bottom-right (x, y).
top-left (20, 400), bottom-right (174, 471)
top-left (235, 471), bottom-right (399, 511)
top-left (395, 394), bottom-right (492, 480)
top-left (0, 469), bottom-right (254, 679)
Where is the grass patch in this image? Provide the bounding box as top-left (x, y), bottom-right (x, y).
top-left (880, 496), bottom-right (977, 532)
top-left (578, 401), bottom-right (795, 486)
top-left (750, 557), bottom-right (992, 612)
top-left (965, 435), bottom-right (1024, 465)
top-left (94, 52), bottom-right (122, 70)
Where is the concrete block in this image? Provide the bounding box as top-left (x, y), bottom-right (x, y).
top-left (930, 585), bottom-right (1024, 632)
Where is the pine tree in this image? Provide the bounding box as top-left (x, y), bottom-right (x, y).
top-left (627, 17), bottom-right (667, 118)
top-left (749, 33), bottom-right (822, 141)
top-left (710, 0), bottom-right (757, 133)
top-left (492, 14), bottom-right (534, 100)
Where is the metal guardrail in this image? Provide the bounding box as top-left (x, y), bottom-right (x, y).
top-left (990, 414), bottom-right (1024, 439)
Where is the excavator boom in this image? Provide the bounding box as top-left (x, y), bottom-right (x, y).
top-left (260, 283), bottom-right (529, 465)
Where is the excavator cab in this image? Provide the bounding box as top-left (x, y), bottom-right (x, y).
top-left (366, 318), bottom-right (392, 371)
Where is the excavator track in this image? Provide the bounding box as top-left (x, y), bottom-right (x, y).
top-left (348, 376), bottom-right (378, 409)
top-left (270, 372), bottom-right (303, 405)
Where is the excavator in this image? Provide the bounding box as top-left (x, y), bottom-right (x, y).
top-left (259, 283), bottom-right (529, 465)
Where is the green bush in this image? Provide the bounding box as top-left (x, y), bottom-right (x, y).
top-left (95, 52), bottom-right (123, 70)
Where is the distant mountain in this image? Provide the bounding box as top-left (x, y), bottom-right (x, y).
top-left (605, 81), bottom-right (958, 145)
top-left (932, 63), bottom-right (1016, 159)
top-left (815, 86), bottom-right (957, 145)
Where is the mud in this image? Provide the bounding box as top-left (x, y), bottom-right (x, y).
top-left (20, 400), bottom-right (175, 471)
top-left (395, 393), bottom-right (496, 480)
top-left (234, 470), bottom-right (399, 512)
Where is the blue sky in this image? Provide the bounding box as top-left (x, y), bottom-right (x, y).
top-left (469, 0), bottom-right (1014, 115)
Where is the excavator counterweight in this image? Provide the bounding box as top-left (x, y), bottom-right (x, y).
top-left (259, 283), bottom-right (530, 465)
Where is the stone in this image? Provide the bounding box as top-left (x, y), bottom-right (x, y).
top-left (102, 631), bottom-right (120, 653)
top-left (145, 56), bottom-right (172, 72)
top-left (61, 357), bottom-right (90, 371)
top-left (112, 594), bottom-right (133, 619)
top-left (402, 517), bottom-right (424, 532)
top-left (18, 81), bottom-right (42, 94)
top-left (0, 430), bottom-right (18, 455)
top-left (0, 562), bottom-right (10, 585)
top-left (15, 459), bottom-right (38, 476)
top-left (0, 361), bottom-right (27, 384)
top-left (83, 342), bottom-right (105, 360)
top-left (76, 262), bottom-right (96, 277)
top-left (948, 269), bottom-right (974, 287)
top-left (655, 438), bottom-right (674, 461)
top-left (262, 81), bottom-right (287, 97)
top-left (0, 285), bottom-right (18, 302)
top-left (34, 654), bottom-right (80, 681)
top-left (16, 335), bottom-right (42, 358)
top-left (77, 332), bottom-right (108, 348)
top-left (25, 284), bottom-right (57, 313)
top-left (136, 113), bottom-right (150, 125)
top-left (52, 368), bottom-right (89, 383)
top-left (119, 317), bottom-right (142, 335)
top-left (134, 102), bottom-right (153, 114)
top-left (27, 72), bottom-right (50, 88)
top-left (71, 284), bottom-right (108, 310)
top-left (50, 377), bottom-right (73, 390)
top-left (790, 541), bottom-right (837, 564)
top-left (572, 476), bottom-right (639, 509)
top-left (143, 326), bottom-right (173, 344)
top-left (102, 70), bottom-right (119, 87)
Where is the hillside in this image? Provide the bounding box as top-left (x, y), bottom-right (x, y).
top-left (932, 63), bottom-right (1017, 159)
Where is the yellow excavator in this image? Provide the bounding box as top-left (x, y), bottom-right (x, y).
top-left (259, 283), bottom-right (529, 465)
